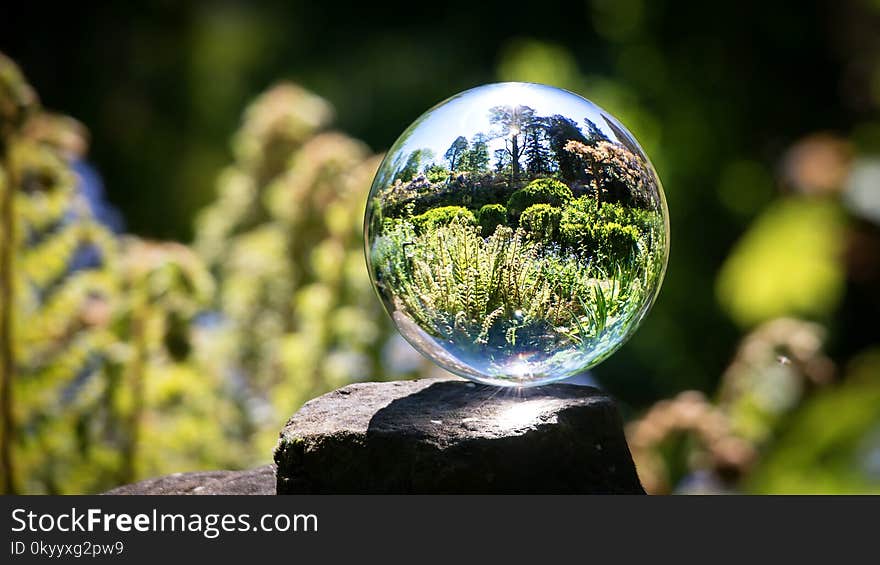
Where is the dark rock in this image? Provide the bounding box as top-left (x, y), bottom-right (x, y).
top-left (275, 378), bottom-right (645, 494)
top-left (104, 465), bottom-right (275, 495)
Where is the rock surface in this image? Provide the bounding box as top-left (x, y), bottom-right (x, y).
top-left (275, 378), bottom-right (645, 494)
top-left (104, 465), bottom-right (275, 495)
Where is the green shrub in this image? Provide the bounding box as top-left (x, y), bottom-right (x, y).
top-left (561, 196), bottom-right (652, 230)
top-left (626, 207), bottom-right (660, 238)
top-left (597, 200), bottom-right (628, 224)
top-left (478, 204), bottom-right (507, 236)
top-left (596, 221), bottom-right (640, 259)
top-left (425, 164), bottom-right (450, 183)
top-left (507, 178), bottom-right (573, 219)
top-left (411, 205), bottom-right (477, 233)
top-left (560, 197), bottom-right (640, 264)
top-left (560, 196), bottom-right (597, 246)
top-left (519, 203), bottom-right (561, 240)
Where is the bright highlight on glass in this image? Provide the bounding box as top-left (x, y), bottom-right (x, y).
top-left (365, 82), bottom-right (669, 387)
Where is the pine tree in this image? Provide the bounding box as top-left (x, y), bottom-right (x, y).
top-left (394, 149), bottom-right (433, 182)
top-left (444, 136), bottom-right (469, 171)
top-left (584, 118), bottom-right (609, 143)
top-left (523, 121), bottom-right (552, 176)
top-left (461, 133), bottom-right (490, 173)
top-left (546, 114), bottom-right (588, 182)
top-left (493, 148), bottom-right (509, 175)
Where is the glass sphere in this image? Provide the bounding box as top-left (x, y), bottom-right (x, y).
top-left (365, 82), bottom-right (668, 387)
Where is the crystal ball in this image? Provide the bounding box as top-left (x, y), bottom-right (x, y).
top-left (365, 82), bottom-right (668, 387)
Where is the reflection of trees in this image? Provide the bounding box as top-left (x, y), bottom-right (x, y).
top-left (394, 148), bottom-right (433, 183)
top-left (443, 134), bottom-right (490, 175)
top-left (493, 148), bottom-right (509, 174)
top-left (489, 104), bottom-right (536, 182)
top-left (546, 115), bottom-right (588, 181)
top-left (524, 122), bottom-right (553, 176)
top-left (461, 133), bottom-right (490, 173)
top-left (564, 140), bottom-right (657, 209)
top-left (384, 105), bottom-right (656, 213)
top-left (444, 136), bottom-right (468, 171)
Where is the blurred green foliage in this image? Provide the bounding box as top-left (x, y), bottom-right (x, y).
top-left (0, 0), bottom-right (879, 493)
top-left (0, 55), bottom-right (240, 493)
top-left (746, 354), bottom-right (880, 494)
top-left (194, 84), bottom-right (401, 458)
top-left (0, 55), bottom-right (120, 493)
top-left (717, 199), bottom-right (845, 327)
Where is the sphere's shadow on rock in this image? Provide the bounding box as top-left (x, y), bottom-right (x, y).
top-left (367, 380), bottom-right (605, 441)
